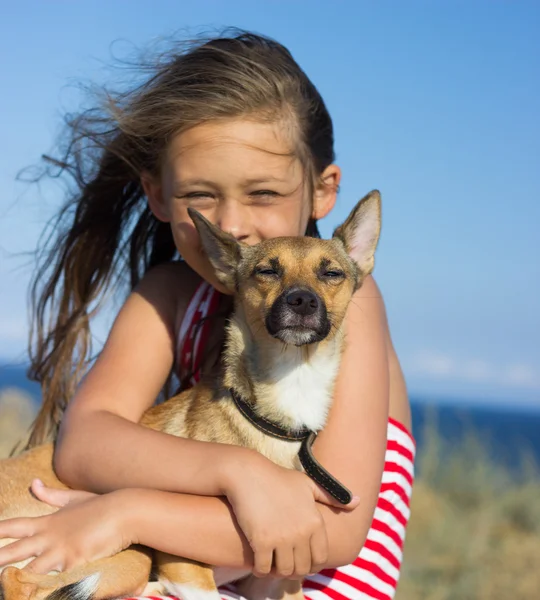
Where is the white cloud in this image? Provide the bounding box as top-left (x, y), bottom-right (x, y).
top-left (406, 351), bottom-right (540, 391)
top-left (461, 359), bottom-right (495, 382)
top-left (409, 352), bottom-right (455, 376)
top-left (501, 364), bottom-right (540, 388)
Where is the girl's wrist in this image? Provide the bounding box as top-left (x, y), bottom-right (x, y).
top-left (109, 488), bottom-right (147, 546)
top-left (215, 445), bottom-right (266, 498)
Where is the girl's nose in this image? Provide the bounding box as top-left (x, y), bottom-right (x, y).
top-left (215, 199), bottom-right (250, 242)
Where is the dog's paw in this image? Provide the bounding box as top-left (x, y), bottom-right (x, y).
top-left (162, 581), bottom-right (222, 600)
top-left (141, 581), bottom-right (165, 595)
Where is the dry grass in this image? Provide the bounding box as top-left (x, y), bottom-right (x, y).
top-left (0, 387), bottom-right (34, 458)
top-left (1, 392), bottom-right (539, 598)
top-left (398, 410), bottom-right (540, 599)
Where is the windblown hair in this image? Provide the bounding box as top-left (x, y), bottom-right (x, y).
top-left (26, 29), bottom-right (336, 448)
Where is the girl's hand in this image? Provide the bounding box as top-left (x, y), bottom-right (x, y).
top-left (0, 481), bottom-right (134, 574)
top-left (222, 455), bottom-right (359, 579)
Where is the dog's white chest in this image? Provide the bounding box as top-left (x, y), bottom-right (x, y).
top-left (270, 345), bottom-right (341, 431)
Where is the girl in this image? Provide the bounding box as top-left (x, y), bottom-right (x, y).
top-left (0, 31), bottom-right (415, 600)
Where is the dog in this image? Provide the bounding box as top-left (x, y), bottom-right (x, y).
top-left (0, 190), bottom-right (381, 600)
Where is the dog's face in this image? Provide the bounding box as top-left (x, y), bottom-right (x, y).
top-left (235, 237), bottom-right (360, 346)
top-left (189, 190), bottom-right (381, 346)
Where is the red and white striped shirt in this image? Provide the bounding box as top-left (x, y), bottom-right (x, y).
top-left (127, 281), bottom-right (415, 600)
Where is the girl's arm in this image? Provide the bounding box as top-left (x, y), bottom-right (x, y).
top-left (310, 275), bottom-right (392, 557)
top-left (121, 484), bottom-right (360, 571)
top-left (54, 262), bottom-right (252, 496)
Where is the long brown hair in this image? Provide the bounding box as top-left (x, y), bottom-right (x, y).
top-left (26, 30), bottom-right (335, 448)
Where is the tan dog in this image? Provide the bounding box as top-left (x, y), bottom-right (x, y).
top-left (0, 190), bottom-right (382, 600)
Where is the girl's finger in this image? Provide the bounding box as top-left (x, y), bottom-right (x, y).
top-left (0, 537), bottom-right (43, 567)
top-left (309, 527), bottom-right (328, 574)
top-left (253, 546), bottom-right (273, 578)
top-left (0, 517), bottom-right (36, 540)
top-left (292, 543), bottom-right (311, 579)
top-left (31, 479), bottom-right (96, 508)
top-left (311, 482), bottom-right (360, 511)
top-left (25, 552), bottom-right (64, 575)
top-left (274, 545), bottom-right (294, 578)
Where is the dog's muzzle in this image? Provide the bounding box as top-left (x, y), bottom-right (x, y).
top-left (265, 287), bottom-right (331, 346)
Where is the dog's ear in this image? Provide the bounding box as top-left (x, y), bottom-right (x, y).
top-left (188, 208), bottom-right (243, 291)
top-left (332, 190), bottom-right (381, 276)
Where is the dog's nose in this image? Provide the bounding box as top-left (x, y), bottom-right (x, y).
top-left (286, 290), bottom-right (319, 316)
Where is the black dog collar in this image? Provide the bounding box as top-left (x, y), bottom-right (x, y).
top-left (229, 388), bottom-right (353, 505)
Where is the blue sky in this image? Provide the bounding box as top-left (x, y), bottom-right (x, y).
top-left (1, 1), bottom-right (539, 406)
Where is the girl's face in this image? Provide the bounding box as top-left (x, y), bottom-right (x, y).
top-left (143, 118), bottom-right (339, 293)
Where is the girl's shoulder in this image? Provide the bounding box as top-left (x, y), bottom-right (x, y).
top-left (136, 260), bottom-right (202, 293)
top-left (133, 261), bottom-right (205, 337)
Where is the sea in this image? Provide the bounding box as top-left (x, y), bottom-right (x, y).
top-left (1, 364), bottom-right (539, 473)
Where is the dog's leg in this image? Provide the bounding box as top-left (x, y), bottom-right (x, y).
top-left (235, 575), bottom-right (304, 600)
top-left (155, 551), bottom-right (222, 600)
top-left (0, 546), bottom-right (152, 600)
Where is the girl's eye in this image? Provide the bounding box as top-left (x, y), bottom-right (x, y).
top-left (251, 190), bottom-right (278, 196)
top-left (323, 270), bottom-right (345, 278)
top-left (250, 190), bottom-right (280, 201)
top-left (179, 192), bottom-right (217, 208)
top-left (183, 192), bottom-right (214, 199)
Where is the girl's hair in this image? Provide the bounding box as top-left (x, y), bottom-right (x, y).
top-left (26, 29), bottom-right (335, 448)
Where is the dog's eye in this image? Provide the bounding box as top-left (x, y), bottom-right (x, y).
top-left (255, 268), bottom-right (279, 277)
top-left (322, 270), bottom-right (345, 278)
